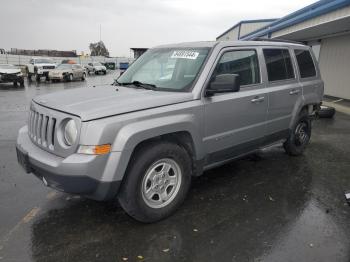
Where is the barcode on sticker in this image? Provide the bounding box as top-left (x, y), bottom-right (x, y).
top-left (171, 50), bottom-right (199, 60)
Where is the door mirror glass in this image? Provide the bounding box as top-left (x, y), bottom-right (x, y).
top-left (206, 74), bottom-right (240, 96)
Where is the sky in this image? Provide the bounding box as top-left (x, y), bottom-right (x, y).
top-left (1, 0), bottom-right (317, 57)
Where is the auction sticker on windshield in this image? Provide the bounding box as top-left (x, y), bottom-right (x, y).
top-left (171, 50), bottom-right (199, 60)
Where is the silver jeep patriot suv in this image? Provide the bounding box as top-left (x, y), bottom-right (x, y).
top-left (16, 40), bottom-right (323, 222)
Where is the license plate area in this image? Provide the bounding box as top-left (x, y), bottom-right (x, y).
top-left (16, 147), bottom-right (32, 173)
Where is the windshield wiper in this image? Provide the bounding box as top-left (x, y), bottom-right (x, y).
top-left (118, 81), bottom-right (157, 90)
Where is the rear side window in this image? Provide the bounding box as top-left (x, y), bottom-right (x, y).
top-left (294, 49), bottom-right (316, 78)
top-left (263, 49), bottom-right (295, 81)
top-left (214, 50), bottom-right (260, 86)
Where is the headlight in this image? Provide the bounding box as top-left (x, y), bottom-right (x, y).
top-left (63, 119), bottom-right (77, 146)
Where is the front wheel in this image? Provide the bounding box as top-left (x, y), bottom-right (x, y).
top-left (118, 142), bottom-right (192, 223)
top-left (284, 110), bottom-right (311, 156)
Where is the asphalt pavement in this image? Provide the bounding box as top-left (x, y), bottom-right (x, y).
top-left (0, 72), bottom-right (350, 262)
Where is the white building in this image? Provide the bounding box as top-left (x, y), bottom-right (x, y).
top-left (216, 19), bottom-right (277, 41)
top-left (231, 0), bottom-right (350, 100)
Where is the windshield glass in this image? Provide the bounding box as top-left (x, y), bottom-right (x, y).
top-left (118, 48), bottom-right (210, 91)
top-left (35, 59), bottom-right (54, 64)
top-left (56, 64), bottom-right (72, 69)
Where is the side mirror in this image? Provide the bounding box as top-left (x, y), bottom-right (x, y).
top-left (205, 74), bottom-right (240, 97)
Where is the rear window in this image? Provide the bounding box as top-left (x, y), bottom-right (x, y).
top-left (263, 49), bottom-right (294, 81)
top-left (294, 49), bottom-right (316, 78)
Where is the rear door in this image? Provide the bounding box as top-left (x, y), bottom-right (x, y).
top-left (203, 47), bottom-right (268, 164)
top-left (262, 47), bottom-right (302, 137)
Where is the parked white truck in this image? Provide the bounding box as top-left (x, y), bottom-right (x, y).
top-left (27, 58), bottom-right (56, 81)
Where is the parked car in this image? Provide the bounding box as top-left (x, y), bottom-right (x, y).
top-left (85, 62), bottom-right (107, 75)
top-left (27, 58), bottom-right (56, 81)
top-left (0, 64), bottom-right (24, 86)
top-left (49, 64), bottom-right (86, 82)
top-left (16, 40), bottom-right (323, 222)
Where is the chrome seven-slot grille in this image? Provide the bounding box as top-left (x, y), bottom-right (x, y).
top-left (28, 108), bottom-right (56, 150)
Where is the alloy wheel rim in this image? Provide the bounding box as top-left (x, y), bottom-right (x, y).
top-left (141, 158), bottom-right (182, 209)
top-left (295, 122), bottom-right (309, 146)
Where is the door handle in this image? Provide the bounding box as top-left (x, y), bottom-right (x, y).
top-left (289, 89), bottom-right (300, 95)
top-left (251, 96), bottom-right (265, 103)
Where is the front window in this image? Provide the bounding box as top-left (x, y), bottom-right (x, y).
top-left (118, 48), bottom-right (210, 91)
top-left (35, 58), bottom-right (54, 64)
top-left (56, 64), bottom-right (72, 69)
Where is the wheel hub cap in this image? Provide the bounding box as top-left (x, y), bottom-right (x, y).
top-left (141, 158), bottom-right (182, 209)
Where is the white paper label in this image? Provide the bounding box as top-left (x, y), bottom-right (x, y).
top-left (171, 50), bottom-right (199, 60)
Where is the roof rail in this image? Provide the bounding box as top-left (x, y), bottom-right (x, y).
top-left (249, 37), bottom-right (304, 45)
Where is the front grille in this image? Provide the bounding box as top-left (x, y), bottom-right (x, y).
top-left (2, 74), bottom-right (18, 81)
top-left (43, 66), bottom-right (55, 69)
top-left (28, 108), bottom-right (56, 150)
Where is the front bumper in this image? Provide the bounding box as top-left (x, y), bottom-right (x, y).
top-left (0, 74), bottom-right (23, 83)
top-left (49, 74), bottom-right (64, 80)
top-left (16, 126), bottom-right (121, 200)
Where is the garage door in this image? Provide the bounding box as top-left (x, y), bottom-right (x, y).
top-left (319, 34), bottom-right (350, 100)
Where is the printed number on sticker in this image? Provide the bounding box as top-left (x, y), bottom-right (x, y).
top-left (171, 50), bottom-right (199, 59)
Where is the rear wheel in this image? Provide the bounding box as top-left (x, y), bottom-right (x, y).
top-left (118, 142), bottom-right (192, 223)
top-left (284, 110), bottom-right (311, 156)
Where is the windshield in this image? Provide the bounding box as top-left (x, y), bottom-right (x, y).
top-left (56, 64), bottom-right (72, 69)
top-left (93, 62), bottom-right (102, 66)
top-left (117, 48), bottom-right (210, 91)
top-left (35, 59), bottom-right (54, 64)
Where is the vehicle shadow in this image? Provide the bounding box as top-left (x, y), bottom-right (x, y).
top-left (30, 146), bottom-right (313, 262)
top-left (0, 83), bottom-right (25, 90)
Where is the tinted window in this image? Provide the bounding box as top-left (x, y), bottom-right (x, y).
top-left (263, 49), bottom-right (295, 81)
top-left (214, 50), bottom-right (260, 86)
top-left (294, 49), bottom-right (316, 78)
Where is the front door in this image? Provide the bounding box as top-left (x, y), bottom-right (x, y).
top-left (203, 48), bottom-right (268, 164)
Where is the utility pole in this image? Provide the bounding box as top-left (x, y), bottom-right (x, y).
top-left (99, 24), bottom-right (102, 42)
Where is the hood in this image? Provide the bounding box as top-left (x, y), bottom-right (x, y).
top-left (94, 65), bottom-right (106, 69)
top-left (49, 69), bottom-right (71, 74)
top-left (35, 63), bottom-right (56, 67)
top-left (0, 68), bottom-right (21, 74)
top-left (33, 85), bottom-right (194, 121)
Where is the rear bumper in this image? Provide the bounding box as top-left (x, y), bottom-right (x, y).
top-left (16, 126), bottom-right (121, 200)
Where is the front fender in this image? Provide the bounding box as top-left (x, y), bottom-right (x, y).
top-left (107, 114), bottom-right (203, 181)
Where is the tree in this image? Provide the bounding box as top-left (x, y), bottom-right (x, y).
top-left (89, 41), bottom-right (109, 57)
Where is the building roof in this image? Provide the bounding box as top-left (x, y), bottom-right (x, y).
top-left (216, 19), bottom-right (278, 40)
top-left (240, 0), bottom-right (350, 40)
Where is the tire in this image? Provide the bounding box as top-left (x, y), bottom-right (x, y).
top-left (27, 73), bottom-right (32, 82)
top-left (13, 81), bottom-right (18, 86)
top-left (318, 105), bottom-right (335, 118)
top-left (118, 142), bottom-right (192, 223)
top-left (283, 110), bottom-right (311, 156)
top-left (103, 70), bottom-right (107, 75)
top-left (82, 73), bottom-right (86, 81)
